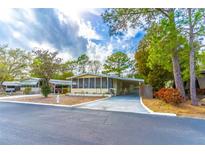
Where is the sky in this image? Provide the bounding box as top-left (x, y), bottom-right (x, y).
top-left (0, 8), bottom-right (144, 62)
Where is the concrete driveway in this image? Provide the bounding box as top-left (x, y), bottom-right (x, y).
top-left (77, 95), bottom-right (149, 114)
top-left (0, 101), bottom-right (205, 144)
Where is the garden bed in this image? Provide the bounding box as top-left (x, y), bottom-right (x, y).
top-left (143, 98), bottom-right (205, 119)
top-left (4, 95), bottom-right (105, 106)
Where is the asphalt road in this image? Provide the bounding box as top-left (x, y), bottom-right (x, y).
top-left (0, 101), bottom-right (205, 144)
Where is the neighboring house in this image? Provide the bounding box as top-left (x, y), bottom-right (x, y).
top-left (20, 78), bottom-right (71, 94)
top-left (20, 78), bottom-right (41, 94)
top-left (184, 70), bottom-right (205, 95)
top-left (67, 73), bottom-right (144, 96)
top-left (2, 81), bottom-right (21, 92)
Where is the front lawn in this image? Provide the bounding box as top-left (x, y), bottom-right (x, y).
top-left (5, 95), bottom-right (105, 106)
top-left (143, 98), bottom-right (205, 119)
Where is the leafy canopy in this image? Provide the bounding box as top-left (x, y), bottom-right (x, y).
top-left (103, 51), bottom-right (132, 77)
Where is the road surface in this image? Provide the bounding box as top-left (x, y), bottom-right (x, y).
top-left (0, 101), bottom-right (205, 144)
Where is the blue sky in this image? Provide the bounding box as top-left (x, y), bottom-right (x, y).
top-left (0, 8), bottom-right (144, 62)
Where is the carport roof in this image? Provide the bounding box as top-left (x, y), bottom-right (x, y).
top-left (67, 73), bottom-right (144, 82)
top-left (21, 78), bottom-right (71, 86)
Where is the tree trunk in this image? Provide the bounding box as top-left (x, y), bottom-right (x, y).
top-left (188, 8), bottom-right (198, 105)
top-left (172, 53), bottom-right (186, 98)
top-left (169, 9), bottom-right (186, 98)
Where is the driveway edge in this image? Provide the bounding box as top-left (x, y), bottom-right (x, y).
top-left (140, 97), bottom-right (176, 117)
top-left (71, 96), bottom-right (111, 107)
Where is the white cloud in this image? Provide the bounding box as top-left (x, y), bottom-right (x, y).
top-left (86, 40), bottom-right (113, 63)
top-left (58, 51), bottom-right (73, 62)
top-left (0, 8), bottom-right (36, 24)
top-left (12, 31), bottom-right (21, 39)
top-left (0, 8), bottom-right (14, 23)
top-left (78, 20), bottom-right (101, 40)
top-left (28, 41), bottom-right (56, 50)
top-left (56, 8), bottom-right (101, 40)
top-left (28, 41), bottom-right (73, 62)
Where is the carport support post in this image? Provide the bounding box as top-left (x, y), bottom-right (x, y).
top-left (54, 84), bottom-right (56, 94)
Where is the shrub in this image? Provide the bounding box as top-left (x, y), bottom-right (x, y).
top-left (154, 88), bottom-right (184, 104)
top-left (61, 88), bottom-right (69, 94)
top-left (41, 82), bottom-right (51, 97)
top-left (23, 87), bottom-right (32, 95)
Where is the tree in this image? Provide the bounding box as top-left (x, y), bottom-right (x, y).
top-left (88, 60), bottom-right (101, 74)
top-left (31, 48), bottom-right (62, 97)
top-left (102, 8), bottom-right (186, 98)
top-left (53, 63), bottom-right (74, 80)
top-left (41, 80), bottom-right (51, 97)
top-left (76, 54), bottom-right (89, 74)
top-left (65, 60), bottom-right (77, 72)
top-left (103, 51), bottom-right (132, 77)
top-left (198, 51), bottom-right (205, 70)
top-left (135, 33), bottom-right (173, 91)
top-left (0, 45), bottom-right (31, 91)
top-left (178, 9), bottom-right (205, 105)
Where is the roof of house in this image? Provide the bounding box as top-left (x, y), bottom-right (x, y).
top-left (2, 81), bottom-right (21, 86)
top-left (67, 73), bottom-right (144, 82)
top-left (20, 78), bottom-right (40, 86)
top-left (49, 79), bottom-right (71, 85)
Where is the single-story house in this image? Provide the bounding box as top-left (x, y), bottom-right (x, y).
top-left (67, 73), bottom-right (144, 96)
top-left (20, 78), bottom-right (71, 94)
top-left (2, 81), bottom-right (21, 92)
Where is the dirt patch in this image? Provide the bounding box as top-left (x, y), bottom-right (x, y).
top-left (5, 95), bottom-right (105, 106)
top-left (143, 98), bottom-right (205, 119)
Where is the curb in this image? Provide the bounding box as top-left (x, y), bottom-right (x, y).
top-left (0, 94), bottom-right (41, 100)
top-left (0, 100), bottom-right (73, 108)
top-left (0, 96), bottom-right (111, 108)
top-left (140, 97), bottom-right (176, 117)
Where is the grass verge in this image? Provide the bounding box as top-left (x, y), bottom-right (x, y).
top-left (143, 98), bottom-right (205, 119)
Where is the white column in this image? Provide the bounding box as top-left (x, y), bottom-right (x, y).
top-left (88, 78), bottom-right (90, 88)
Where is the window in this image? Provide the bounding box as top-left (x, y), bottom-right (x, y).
top-left (90, 78), bottom-right (95, 88)
top-left (84, 78), bottom-right (89, 88)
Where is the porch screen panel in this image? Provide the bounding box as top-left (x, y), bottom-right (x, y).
top-left (84, 78), bottom-right (89, 88)
top-left (79, 78), bottom-right (83, 88)
top-left (109, 78), bottom-right (113, 88)
top-left (90, 78), bottom-right (95, 88)
top-left (72, 79), bottom-right (77, 88)
top-left (96, 78), bottom-right (101, 88)
top-left (102, 77), bottom-right (107, 88)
